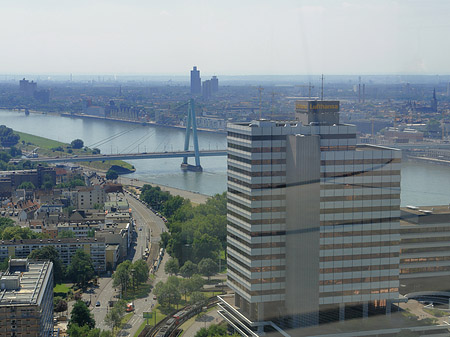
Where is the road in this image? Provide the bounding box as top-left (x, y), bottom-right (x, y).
top-left (88, 190), bottom-right (168, 334)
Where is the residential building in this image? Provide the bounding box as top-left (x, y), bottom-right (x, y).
top-left (0, 238), bottom-right (106, 273)
top-left (76, 185), bottom-right (106, 209)
top-left (0, 259), bottom-right (53, 337)
top-left (219, 100), bottom-right (402, 335)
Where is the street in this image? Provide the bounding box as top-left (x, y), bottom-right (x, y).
top-left (87, 190), bottom-right (169, 335)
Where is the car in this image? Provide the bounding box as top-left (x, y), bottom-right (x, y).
top-left (139, 227), bottom-right (142, 231)
top-left (95, 301), bottom-right (101, 307)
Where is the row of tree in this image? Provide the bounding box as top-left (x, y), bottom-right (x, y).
top-left (112, 259), bottom-right (149, 297)
top-left (165, 258), bottom-right (218, 280)
top-left (154, 275), bottom-right (205, 310)
top-left (139, 185), bottom-right (226, 269)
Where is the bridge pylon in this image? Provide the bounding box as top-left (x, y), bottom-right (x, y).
top-left (181, 99), bottom-right (202, 172)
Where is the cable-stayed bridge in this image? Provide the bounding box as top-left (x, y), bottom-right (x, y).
top-left (15, 149), bottom-right (227, 164)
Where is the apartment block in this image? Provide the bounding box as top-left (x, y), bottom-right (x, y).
top-left (0, 259), bottom-right (53, 337)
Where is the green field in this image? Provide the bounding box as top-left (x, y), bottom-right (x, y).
top-left (14, 131), bottom-right (134, 172)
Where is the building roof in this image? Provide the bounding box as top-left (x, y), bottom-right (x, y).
top-left (0, 259), bottom-right (52, 306)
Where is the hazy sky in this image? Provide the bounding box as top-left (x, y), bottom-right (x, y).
top-left (1, 0), bottom-right (449, 76)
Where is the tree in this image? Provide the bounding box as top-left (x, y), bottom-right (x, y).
top-left (188, 274), bottom-right (204, 293)
top-left (180, 260), bottom-right (198, 278)
top-left (105, 300), bottom-right (126, 331)
top-left (66, 250), bottom-right (95, 288)
top-left (0, 125), bottom-right (19, 147)
top-left (71, 139), bottom-right (84, 149)
top-left (192, 234), bottom-right (221, 262)
top-left (165, 258), bottom-right (179, 275)
top-left (0, 218), bottom-right (15, 237)
top-left (198, 258), bottom-right (218, 280)
top-left (70, 301), bottom-right (95, 329)
top-left (57, 230), bottom-right (75, 238)
top-left (154, 276), bottom-right (181, 309)
top-left (106, 169), bottom-right (118, 180)
top-left (2, 226), bottom-right (38, 240)
top-left (55, 298), bottom-right (68, 313)
top-left (17, 181), bottom-right (35, 189)
top-left (28, 246), bottom-right (65, 284)
top-left (132, 259), bottom-right (149, 286)
top-left (190, 291), bottom-right (206, 305)
top-left (92, 148), bottom-right (101, 154)
top-left (112, 260), bottom-right (131, 296)
top-left (67, 323), bottom-right (91, 337)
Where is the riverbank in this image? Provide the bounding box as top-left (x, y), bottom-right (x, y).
top-left (118, 176), bottom-right (209, 205)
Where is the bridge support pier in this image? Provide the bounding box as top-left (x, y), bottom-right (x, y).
top-left (181, 99), bottom-right (203, 172)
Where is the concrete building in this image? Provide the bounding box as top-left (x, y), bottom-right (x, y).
top-left (0, 238), bottom-right (106, 273)
top-left (76, 185), bottom-right (106, 209)
top-left (190, 66), bottom-right (201, 95)
top-left (202, 80), bottom-right (212, 100)
top-left (399, 205), bottom-right (450, 293)
top-left (0, 259), bottom-right (53, 337)
top-left (211, 76), bottom-right (219, 93)
top-left (219, 100), bottom-right (402, 335)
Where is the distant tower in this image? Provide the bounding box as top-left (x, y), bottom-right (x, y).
top-left (190, 66), bottom-right (201, 94)
top-left (211, 76), bottom-right (219, 93)
top-left (202, 80), bottom-right (212, 100)
top-left (431, 88), bottom-right (438, 112)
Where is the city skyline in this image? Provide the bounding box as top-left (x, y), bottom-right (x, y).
top-left (1, 0), bottom-right (450, 75)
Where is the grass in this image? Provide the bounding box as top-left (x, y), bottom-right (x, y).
top-left (423, 307), bottom-right (447, 317)
top-left (133, 305), bottom-right (166, 337)
top-left (54, 284), bottom-right (71, 294)
top-left (14, 130), bottom-right (134, 172)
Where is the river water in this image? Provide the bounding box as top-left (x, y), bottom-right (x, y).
top-left (1, 109), bottom-right (449, 206)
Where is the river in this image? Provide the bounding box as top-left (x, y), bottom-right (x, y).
top-left (1, 109), bottom-right (449, 206)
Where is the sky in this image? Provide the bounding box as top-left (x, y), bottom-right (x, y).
top-left (1, 0), bottom-right (449, 76)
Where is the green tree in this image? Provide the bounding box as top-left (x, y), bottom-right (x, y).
top-left (190, 291), bottom-right (206, 305)
top-left (105, 300), bottom-right (126, 331)
top-left (179, 260), bottom-right (198, 278)
top-left (154, 276), bottom-right (181, 309)
top-left (2, 226), bottom-right (38, 240)
top-left (188, 274), bottom-right (204, 293)
top-left (67, 323), bottom-right (91, 337)
top-left (57, 230), bottom-right (75, 238)
top-left (106, 169), bottom-right (118, 180)
top-left (55, 298), bottom-right (68, 313)
top-left (165, 258), bottom-right (179, 275)
top-left (66, 250), bottom-right (95, 288)
top-left (17, 181), bottom-right (35, 189)
top-left (28, 246), bottom-right (65, 284)
top-left (132, 259), bottom-right (149, 286)
top-left (112, 260), bottom-right (131, 297)
top-left (198, 258), bottom-right (218, 281)
top-left (70, 301), bottom-right (95, 329)
top-left (71, 139), bottom-right (84, 149)
top-left (0, 125), bottom-right (19, 147)
top-left (193, 234), bottom-right (221, 262)
top-left (0, 218), bottom-right (15, 237)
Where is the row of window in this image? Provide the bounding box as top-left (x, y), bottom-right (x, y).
top-left (320, 205), bottom-right (399, 215)
top-left (320, 240), bottom-right (399, 250)
top-left (229, 142), bottom-right (286, 153)
top-left (228, 154), bottom-right (286, 165)
top-left (400, 246), bottom-right (450, 254)
top-left (320, 264), bottom-right (398, 274)
top-left (228, 242), bottom-right (286, 261)
top-left (228, 232), bottom-right (286, 249)
top-left (228, 132), bottom-right (287, 141)
top-left (400, 226), bottom-right (450, 234)
top-left (228, 165), bottom-right (286, 177)
top-left (400, 265), bottom-right (450, 274)
top-left (320, 288), bottom-right (398, 298)
top-left (320, 275), bottom-right (398, 286)
top-left (320, 170), bottom-right (400, 178)
top-left (228, 209), bottom-right (285, 225)
top-left (320, 229), bottom-right (398, 238)
top-left (320, 217), bottom-right (400, 227)
top-left (229, 265), bottom-right (285, 284)
top-left (321, 182), bottom-right (401, 189)
top-left (228, 187), bottom-right (286, 201)
top-left (401, 236), bottom-right (450, 244)
top-left (228, 276), bottom-right (285, 296)
top-left (321, 158), bottom-right (401, 166)
top-left (320, 194), bottom-right (400, 202)
top-left (320, 252), bottom-right (399, 262)
top-left (228, 198), bottom-right (286, 214)
top-left (401, 256), bottom-right (450, 263)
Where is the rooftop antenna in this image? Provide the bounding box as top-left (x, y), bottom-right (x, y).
top-left (321, 74), bottom-right (324, 100)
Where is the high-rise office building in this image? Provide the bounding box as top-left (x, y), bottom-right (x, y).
top-left (0, 259), bottom-right (53, 337)
top-left (211, 76), bottom-right (219, 93)
top-left (202, 80), bottom-right (212, 100)
top-left (190, 66), bottom-right (201, 94)
top-left (219, 100), bottom-right (401, 335)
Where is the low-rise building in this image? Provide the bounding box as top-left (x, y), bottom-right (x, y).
top-left (0, 259), bottom-right (53, 337)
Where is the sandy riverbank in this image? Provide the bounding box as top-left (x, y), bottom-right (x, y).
top-left (117, 176), bottom-right (210, 205)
